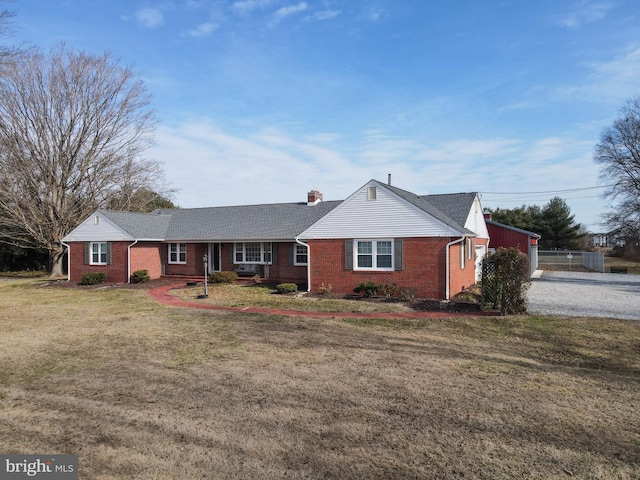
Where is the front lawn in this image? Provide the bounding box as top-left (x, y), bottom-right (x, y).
top-left (1, 280), bottom-right (639, 479)
top-left (171, 282), bottom-right (418, 313)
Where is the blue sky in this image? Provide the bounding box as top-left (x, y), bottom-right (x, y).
top-left (11, 0), bottom-right (640, 230)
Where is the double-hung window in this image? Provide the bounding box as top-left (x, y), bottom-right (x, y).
top-left (91, 242), bottom-right (108, 265)
top-left (168, 243), bottom-right (186, 264)
top-left (355, 240), bottom-right (393, 270)
top-left (234, 242), bottom-right (272, 263)
top-left (294, 244), bottom-right (308, 265)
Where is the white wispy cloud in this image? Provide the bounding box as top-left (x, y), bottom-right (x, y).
top-left (231, 0), bottom-right (273, 15)
top-left (415, 138), bottom-right (521, 162)
top-left (302, 133), bottom-right (342, 144)
top-left (187, 22), bottom-right (218, 37)
top-left (552, 1), bottom-right (613, 29)
top-left (151, 121), bottom-right (360, 207)
top-left (151, 119), bottom-right (604, 227)
top-left (556, 45), bottom-right (640, 104)
top-left (313, 10), bottom-right (341, 21)
top-left (365, 8), bottom-right (383, 22)
top-left (135, 7), bottom-right (164, 28)
top-left (275, 2), bottom-right (309, 20)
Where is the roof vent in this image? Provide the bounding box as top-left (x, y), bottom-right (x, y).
top-left (307, 189), bottom-right (323, 206)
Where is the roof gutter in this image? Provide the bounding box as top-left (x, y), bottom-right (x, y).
top-left (127, 240), bottom-right (139, 283)
top-left (295, 236), bottom-right (311, 292)
top-left (445, 235), bottom-right (465, 300)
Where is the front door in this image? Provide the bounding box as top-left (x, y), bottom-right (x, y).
top-left (209, 243), bottom-right (221, 272)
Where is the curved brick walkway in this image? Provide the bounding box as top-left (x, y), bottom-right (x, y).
top-left (148, 284), bottom-right (496, 319)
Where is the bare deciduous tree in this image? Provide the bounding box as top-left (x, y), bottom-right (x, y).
top-left (0, 44), bottom-right (167, 276)
top-left (0, 1), bottom-right (18, 66)
top-left (595, 96), bottom-right (640, 253)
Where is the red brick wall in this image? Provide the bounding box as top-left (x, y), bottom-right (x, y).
top-left (68, 241), bottom-right (130, 284)
top-left (448, 239), bottom-right (478, 298)
top-left (164, 243), bottom-right (209, 277)
top-left (270, 243), bottom-right (307, 282)
top-left (308, 237), bottom-right (481, 300)
top-left (308, 238), bottom-right (451, 299)
top-left (70, 241), bottom-right (309, 283)
top-left (130, 243), bottom-right (162, 280)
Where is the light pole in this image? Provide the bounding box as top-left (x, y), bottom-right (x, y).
top-left (199, 253), bottom-right (209, 298)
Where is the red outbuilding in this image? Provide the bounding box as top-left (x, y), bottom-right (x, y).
top-left (484, 212), bottom-right (541, 276)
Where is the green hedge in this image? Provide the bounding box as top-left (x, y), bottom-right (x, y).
top-left (80, 272), bottom-right (106, 285)
top-left (276, 283), bottom-right (298, 294)
top-left (131, 269), bottom-right (150, 283)
top-left (209, 271), bottom-right (238, 284)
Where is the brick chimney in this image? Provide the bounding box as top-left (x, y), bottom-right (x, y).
top-left (307, 189), bottom-right (323, 206)
top-left (483, 209), bottom-right (492, 220)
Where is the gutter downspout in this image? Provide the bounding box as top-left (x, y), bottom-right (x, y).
top-left (60, 241), bottom-right (70, 282)
top-left (445, 235), bottom-right (465, 300)
top-left (295, 236), bottom-right (311, 292)
top-left (127, 240), bottom-right (139, 283)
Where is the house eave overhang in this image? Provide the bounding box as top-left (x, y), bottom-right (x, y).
top-left (164, 237), bottom-right (297, 243)
top-left (62, 234), bottom-right (137, 242)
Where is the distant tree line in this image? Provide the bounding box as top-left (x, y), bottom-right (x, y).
top-left (489, 197), bottom-right (583, 250)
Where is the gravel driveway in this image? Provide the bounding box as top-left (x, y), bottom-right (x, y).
top-left (527, 271), bottom-right (640, 320)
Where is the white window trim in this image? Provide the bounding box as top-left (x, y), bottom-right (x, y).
top-left (234, 242), bottom-right (272, 264)
top-left (168, 242), bottom-right (187, 264)
top-left (294, 244), bottom-right (308, 266)
top-left (90, 242), bottom-right (108, 265)
top-left (353, 239), bottom-right (394, 271)
top-left (367, 186), bottom-right (377, 200)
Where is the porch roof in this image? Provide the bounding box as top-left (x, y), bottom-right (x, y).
top-left (164, 200), bottom-right (343, 241)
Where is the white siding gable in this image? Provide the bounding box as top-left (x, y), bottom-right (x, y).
top-left (463, 196), bottom-right (490, 239)
top-left (301, 182), bottom-right (464, 239)
top-left (62, 211), bottom-right (134, 242)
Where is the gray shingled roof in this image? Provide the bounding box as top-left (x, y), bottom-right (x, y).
top-left (100, 210), bottom-right (173, 239)
top-left (95, 182), bottom-right (478, 241)
top-left (377, 181), bottom-right (476, 235)
top-left (164, 201), bottom-right (342, 241)
top-left (422, 192), bottom-right (477, 228)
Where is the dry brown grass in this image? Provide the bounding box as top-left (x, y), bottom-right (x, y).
top-left (605, 255), bottom-right (640, 274)
top-left (172, 283), bottom-right (415, 313)
top-left (1, 280), bottom-right (639, 479)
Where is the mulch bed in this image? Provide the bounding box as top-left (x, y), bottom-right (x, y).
top-left (306, 290), bottom-right (483, 313)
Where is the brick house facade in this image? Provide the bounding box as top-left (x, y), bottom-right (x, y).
top-left (63, 180), bottom-right (491, 299)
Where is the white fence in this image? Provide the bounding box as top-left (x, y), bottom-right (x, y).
top-left (538, 250), bottom-right (605, 273)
